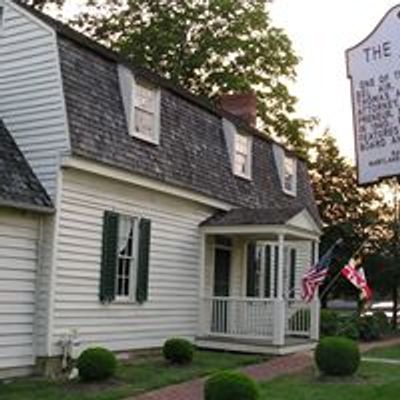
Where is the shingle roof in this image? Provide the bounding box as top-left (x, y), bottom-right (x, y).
top-left (0, 120), bottom-right (53, 212)
top-left (13, 1), bottom-right (321, 226)
top-left (201, 206), bottom-right (305, 227)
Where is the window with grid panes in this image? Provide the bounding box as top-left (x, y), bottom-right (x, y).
top-left (283, 155), bottom-right (296, 195)
top-left (116, 216), bottom-right (138, 299)
top-left (234, 132), bottom-right (251, 178)
top-left (134, 82), bottom-right (158, 141)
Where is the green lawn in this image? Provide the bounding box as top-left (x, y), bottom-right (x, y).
top-left (364, 344), bottom-right (400, 360)
top-left (260, 362), bottom-right (400, 400)
top-left (0, 351), bottom-right (266, 400)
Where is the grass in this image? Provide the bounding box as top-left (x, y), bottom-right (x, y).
top-left (0, 350), bottom-right (266, 400)
top-left (364, 344), bottom-right (400, 360)
top-left (259, 362), bottom-right (400, 400)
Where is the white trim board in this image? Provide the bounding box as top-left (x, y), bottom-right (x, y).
top-left (61, 156), bottom-right (234, 211)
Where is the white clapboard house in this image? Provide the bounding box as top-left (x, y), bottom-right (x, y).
top-left (0, 0), bottom-right (322, 378)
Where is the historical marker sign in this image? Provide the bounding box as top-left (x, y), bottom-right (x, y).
top-left (347, 6), bottom-right (400, 185)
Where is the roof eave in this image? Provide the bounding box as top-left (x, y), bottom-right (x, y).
top-left (0, 198), bottom-right (55, 214)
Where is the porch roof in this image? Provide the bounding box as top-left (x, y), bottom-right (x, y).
top-left (200, 206), bottom-right (322, 238)
top-left (202, 206), bottom-right (310, 226)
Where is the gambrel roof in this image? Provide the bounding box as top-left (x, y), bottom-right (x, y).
top-left (0, 120), bottom-right (53, 212)
top-left (15, 1), bottom-right (321, 226)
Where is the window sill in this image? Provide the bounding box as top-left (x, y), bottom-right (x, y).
top-left (282, 187), bottom-right (297, 197)
top-left (234, 172), bottom-right (252, 181)
top-left (129, 130), bottom-right (160, 145)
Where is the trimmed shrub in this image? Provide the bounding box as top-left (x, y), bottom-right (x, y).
top-left (373, 311), bottom-right (391, 336)
top-left (205, 371), bottom-right (260, 400)
top-left (162, 338), bottom-right (194, 364)
top-left (320, 309), bottom-right (339, 337)
top-left (358, 315), bottom-right (380, 341)
top-left (77, 347), bottom-right (117, 382)
top-left (315, 337), bottom-right (360, 376)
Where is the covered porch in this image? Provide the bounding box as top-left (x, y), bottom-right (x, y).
top-left (196, 207), bottom-right (321, 355)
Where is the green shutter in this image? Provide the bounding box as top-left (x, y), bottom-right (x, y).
top-left (246, 242), bottom-right (257, 297)
top-left (99, 211), bottom-right (119, 303)
top-left (136, 218), bottom-right (151, 304)
top-left (289, 248), bottom-right (296, 299)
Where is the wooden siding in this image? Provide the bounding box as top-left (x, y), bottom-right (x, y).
top-left (0, 1), bottom-right (69, 200)
top-left (0, 209), bottom-right (39, 373)
top-left (51, 169), bottom-right (214, 354)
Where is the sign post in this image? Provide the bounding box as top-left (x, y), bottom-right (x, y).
top-left (347, 6), bottom-right (400, 185)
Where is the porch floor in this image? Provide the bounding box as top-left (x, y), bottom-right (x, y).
top-left (195, 335), bottom-right (317, 355)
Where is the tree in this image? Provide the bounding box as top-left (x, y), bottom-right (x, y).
top-left (65, 0), bottom-right (312, 156)
top-left (21, 0), bottom-right (65, 9)
top-left (310, 131), bottom-right (391, 303)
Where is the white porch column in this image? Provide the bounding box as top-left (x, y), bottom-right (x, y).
top-left (276, 234), bottom-right (285, 299)
top-left (197, 232), bottom-right (208, 336)
top-left (310, 239), bottom-right (320, 341)
top-left (272, 234), bottom-right (285, 346)
top-left (310, 298), bottom-right (321, 341)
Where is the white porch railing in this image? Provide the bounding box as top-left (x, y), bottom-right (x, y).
top-left (285, 300), bottom-right (312, 337)
top-left (200, 297), bottom-right (275, 339)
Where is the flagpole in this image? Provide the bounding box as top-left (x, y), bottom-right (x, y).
top-left (319, 237), bottom-right (369, 300)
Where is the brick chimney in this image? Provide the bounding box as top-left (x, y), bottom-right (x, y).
top-left (218, 92), bottom-right (257, 127)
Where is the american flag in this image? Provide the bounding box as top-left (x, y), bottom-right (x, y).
top-left (301, 239), bottom-right (342, 303)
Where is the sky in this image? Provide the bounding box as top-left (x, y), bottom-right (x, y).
top-left (60, 0), bottom-right (400, 163)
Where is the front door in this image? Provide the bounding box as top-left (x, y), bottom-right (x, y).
top-left (212, 244), bottom-right (231, 332)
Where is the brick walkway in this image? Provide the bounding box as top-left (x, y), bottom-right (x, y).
top-left (128, 352), bottom-right (313, 400)
top-left (128, 337), bottom-right (400, 400)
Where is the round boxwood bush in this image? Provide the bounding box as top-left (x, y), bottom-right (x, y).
top-left (162, 338), bottom-right (194, 364)
top-left (315, 337), bottom-right (360, 376)
top-left (77, 347), bottom-right (117, 382)
top-left (205, 371), bottom-right (260, 400)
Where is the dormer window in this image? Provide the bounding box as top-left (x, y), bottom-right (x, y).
top-left (118, 65), bottom-right (160, 145)
top-left (283, 155), bottom-right (297, 195)
top-left (134, 81), bottom-right (159, 142)
top-left (234, 132), bottom-right (252, 179)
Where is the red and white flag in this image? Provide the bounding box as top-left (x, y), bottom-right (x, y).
top-left (341, 258), bottom-right (372, 300)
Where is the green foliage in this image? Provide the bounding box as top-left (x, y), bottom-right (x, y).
top-left (320, 309), bottom-right (340, 337)
top-left (373, 311), bottom-right (391, 335)
top-left (77, 347), bottom-right (117, 382)
top-left (205, 371), bottom-right (260, 400)
top-left (315, 337), bottom-right (360, 376)
top-left (71, 0), bottom-right (312, 155)
top-left (162, 338), bottom-right (194, 365)
top-left (358, 315), bottom-right (381, 342)
top-left (334, 314), bottom-right (360, 341)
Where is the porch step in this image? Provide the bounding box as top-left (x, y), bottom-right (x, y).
top-left (195, 336), bottom-right (317, 355)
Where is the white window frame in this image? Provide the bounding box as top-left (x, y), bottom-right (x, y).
top-left (282, 154), bottom-right (297, 196)
top-left (118, 65), bottom-right (161, 145)
top-left (132, 80), bottom-right (161, 144)
top-left (233, 131), bottom-right (252, 179)
top-left (115, 215), bottom-right (140, 302)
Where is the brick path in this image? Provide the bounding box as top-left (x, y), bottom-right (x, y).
top-left (128, 337), bottom-right (400, 400)
top-left (128, 352), bottom-right (313, 400)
